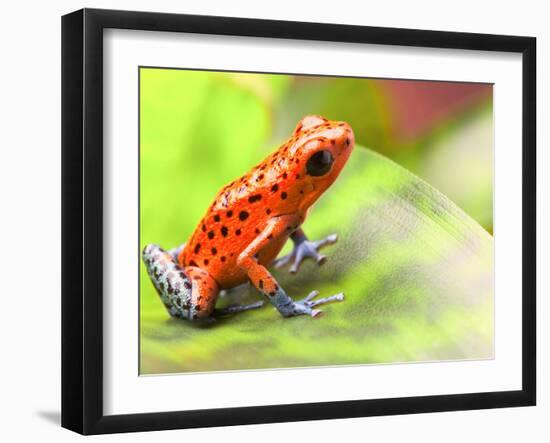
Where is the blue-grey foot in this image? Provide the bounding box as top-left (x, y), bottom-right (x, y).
top-left (279, 290), bottom-right (344, 318)
top-left (215, 300), bottom-right (264, 317)
top-left (273, 231), bottom-right (338, 274)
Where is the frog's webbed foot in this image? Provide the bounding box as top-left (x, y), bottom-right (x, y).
top-left (282, 290), bottom-right (345, 318)
top-left (273, 232), bottom-right (338, 274)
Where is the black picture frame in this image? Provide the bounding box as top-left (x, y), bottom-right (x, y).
top-left (61, 8), bottom-right (536, 435)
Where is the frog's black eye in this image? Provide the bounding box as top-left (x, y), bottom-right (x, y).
top-left (306, 150), bottom-right (334, 177)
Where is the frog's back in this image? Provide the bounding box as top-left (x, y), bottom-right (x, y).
top-left (179, 145), bottom-right (296, 287)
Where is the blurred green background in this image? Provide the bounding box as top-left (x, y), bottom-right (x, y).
top-left (140, 68), bottom-right (493, 374)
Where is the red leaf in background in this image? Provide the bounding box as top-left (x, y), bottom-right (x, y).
top-left (379, 80), bottom-right (492, 140)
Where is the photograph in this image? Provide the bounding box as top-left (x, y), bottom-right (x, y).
top-left (55, 3), bottom-right (538, 437)
top-left (139, 67), bottom-right (494, 375)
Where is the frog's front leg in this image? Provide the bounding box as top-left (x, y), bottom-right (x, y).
top-left (237, 216), bottom-right (344, 318)
top-left (272, 228), bottom-right (338, 274)
top-left (142, 244), bottom-right (262, 321)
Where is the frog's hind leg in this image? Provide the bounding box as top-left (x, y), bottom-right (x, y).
top-left (143, 244), bottom-right (261, 321)
top-left (182, 266), bottom-right (220, 320)
top-left (142, 244), bottom-right (195, 320)
top-left (143, 244), bottom-right (220, 321)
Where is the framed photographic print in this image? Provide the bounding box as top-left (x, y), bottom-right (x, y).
top-left (61, 8), bottom-right (536, 435)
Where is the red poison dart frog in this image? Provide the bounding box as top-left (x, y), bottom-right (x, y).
top-left (143, 115), bottom-right (355, 321)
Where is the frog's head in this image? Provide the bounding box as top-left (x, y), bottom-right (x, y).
top-left (290, 115), bottom-right (355, 209)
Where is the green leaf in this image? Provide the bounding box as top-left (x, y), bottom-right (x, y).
top-left (140, 146), bottom-right (493, 374)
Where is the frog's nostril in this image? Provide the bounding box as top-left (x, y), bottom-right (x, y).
top-left (344, 130), bottom-right (355, 149)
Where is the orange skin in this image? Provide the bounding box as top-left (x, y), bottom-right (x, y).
top-left (178, 115), bottom-right (354, 314)
top-left (143, 115), bottom-right (354, 320)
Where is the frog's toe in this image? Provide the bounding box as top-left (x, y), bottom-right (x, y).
top-left (272, 253), bottom-right (294, 269)
top-left (311, 309), bottom-right (324, 318)
top-left (292, 290), bottom-right (345, 318)
top-left (316, 254), bottom-right (328, 266)
top-left (289, 236), bottom-right (335, 273)
top-left (312, 233), bottom-right (338, 250)
top-left (301, 290), bottom-right (345, 308)
top-left (273, 233), bottom-right (338, 274)
top-left (289, 247), bottom-right (326, 273)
